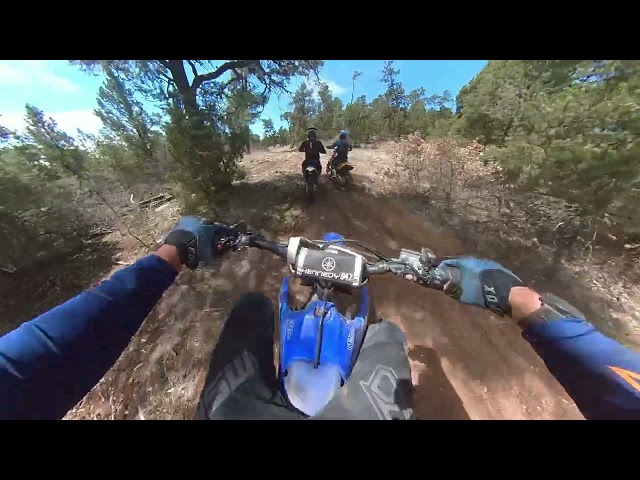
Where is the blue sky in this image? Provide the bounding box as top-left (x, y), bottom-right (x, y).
top-left (260, 60), bottom-right (488, 135)
top-left (0, 60), bottom-right (488, 138)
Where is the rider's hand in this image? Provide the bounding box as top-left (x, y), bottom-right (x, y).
top-left (439, 257), bottom-right (526, 316)
top-left (508, 286), bottom-right (543, 321)
top-left (163, 216), bottom-right (233, 270)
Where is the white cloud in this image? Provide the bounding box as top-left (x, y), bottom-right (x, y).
top-left (0, 109), bottom-right (102, 137)
top-left (303, 75), bottom-right (348, 98)
top-left (52, 109), bottom-right (102, 135)
top-left (319, 76), bottom-right (347, 95)
top-left (0, 60), bottom-right (79, 93)
top-left (0, 111), bottom-right (25, 131)
top-left (0, 63), bottom-right (28, 85)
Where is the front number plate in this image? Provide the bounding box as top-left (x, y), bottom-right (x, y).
top-left (294, 247), bottom-right (364, 287)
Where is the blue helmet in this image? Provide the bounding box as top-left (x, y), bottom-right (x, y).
top-left (339, 130), bottom-right (348, 138)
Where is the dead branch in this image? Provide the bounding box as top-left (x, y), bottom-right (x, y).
top-left (87, 226), bottom-right (113, 239)
top-left (142, 195), bottom-right (174, 210)
top-left (138, 192), bottom-right (169, 206)
top-left (92, 190), bottom-right (150, 249)
top-left (581, 230), bottom-right (598, 261)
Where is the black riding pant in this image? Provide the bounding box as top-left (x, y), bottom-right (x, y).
top-left (194, 293), bottom-right (414, 420)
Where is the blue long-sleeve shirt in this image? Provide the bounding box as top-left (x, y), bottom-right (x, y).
top-left (0, 254), bottom-right (177, 419)
top-left (327, 139), bottom-right (352, 160)
top-left (523, 319), bottom-right (640, 419)
top-left (1, 254), bottom-right (639, 419)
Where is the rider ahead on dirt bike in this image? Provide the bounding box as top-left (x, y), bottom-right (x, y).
top-left (327, 130), bottom-right (353, 178)
top-left (298, 127), bottom-right (327, 180)
top-left (1, 215), bottom-right (639, 420)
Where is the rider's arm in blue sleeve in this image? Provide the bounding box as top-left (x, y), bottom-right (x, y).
top-left (523, 318), bottom-right (640, 419)
top-left (0, 253), bottom-right (178, 419)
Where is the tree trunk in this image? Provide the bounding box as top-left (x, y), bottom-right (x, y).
top-left (165, 60), bottom-right (203, 128)
top-left (163, 60), bottom-right (232, 192)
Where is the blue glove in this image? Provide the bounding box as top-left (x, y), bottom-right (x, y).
top-left (439, 257), bottom-right (525, 316)
top-left (164, 216), bottom-right (232, 269)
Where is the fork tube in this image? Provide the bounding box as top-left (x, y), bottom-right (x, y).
top-left (313, 289), bottom-right (329, 369)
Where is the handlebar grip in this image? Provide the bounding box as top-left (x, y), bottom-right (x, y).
top-left (366, 263), bottom-right (387, 276)
top-left (424, 265), bottom-right (462, 295)
top-left (254, 239), bottom-right (288, 260)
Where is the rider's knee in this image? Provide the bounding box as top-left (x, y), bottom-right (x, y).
top-left (235, 292), bottom-right (272, 309)
top-left (229, 292), bottom-right (274, 327)
top-left (363, 320), bottom-right (408, 350)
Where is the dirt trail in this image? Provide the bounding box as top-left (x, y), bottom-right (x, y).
top-left (297, 179), bottom-right (581, 419)
top-left (66, 147), bottom-right (584, 420)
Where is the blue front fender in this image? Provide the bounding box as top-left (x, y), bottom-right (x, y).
top-left (278, 277), bottom-right (368, 381)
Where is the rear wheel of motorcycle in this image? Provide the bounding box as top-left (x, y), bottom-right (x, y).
top-left (305, 179), bottom-right (315, 200)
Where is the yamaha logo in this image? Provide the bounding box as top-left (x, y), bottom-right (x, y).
top-left (321, 257), bottom-right (336, 271)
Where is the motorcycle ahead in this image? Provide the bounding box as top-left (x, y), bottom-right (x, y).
top-left (327, 150), bottom-right (355, 187)
top-left (303, 165), bottom-right (319, 201)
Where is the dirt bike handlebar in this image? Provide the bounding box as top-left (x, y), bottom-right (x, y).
top-left (220, 233), bottom-right (460, 293)
top-left (248, 237), bottom-right (288, 260)
top-left (366, 258), bottom-right (459, 291)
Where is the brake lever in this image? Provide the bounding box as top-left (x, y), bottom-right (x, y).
top-left (386, 247), bottom-right (462, 294)
top-left (215, 236), bottom-right (237, 254)
top-left (231, 231), bottom-right (271, 251)
top-left (427, 264), bottom-right (462, 295)
top-left (214, 221), bottom-right (254, 254)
